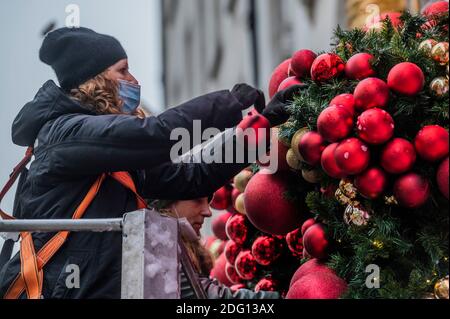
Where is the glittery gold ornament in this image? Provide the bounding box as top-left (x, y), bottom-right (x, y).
top-left (384, 195), bottom-right (399, 206)
top-left (434, 276), bottom-right (449, 299)
top-left (344, 205), bottom-right (371, 226)
top-left (335, 189), bottom-right (360, 206)
top-left (302, 169), bottom-right (322, 184)
top-left (419, 39), bottom-right (438, 57)
top-left (291, 128), bottom-right (310, 162)
top-left (430, 77), bottom-right (449, 96)
top-left (286, 149), bottom-right (302, 170)
top-left (431, 42), bottom-right (449, 65)
top-left (339, 180), bottom-right (358, 199)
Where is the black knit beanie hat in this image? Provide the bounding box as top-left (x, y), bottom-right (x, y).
top-left (39, 27), bottom-right (127, 91)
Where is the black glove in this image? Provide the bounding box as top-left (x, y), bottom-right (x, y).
top-left (262, 84), bottom-right (306, 127)
top-left (231, 83), bottom-right (266, 112)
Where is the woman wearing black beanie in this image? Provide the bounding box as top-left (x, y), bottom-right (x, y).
top-left (0, 27), bottom-right (300, 299)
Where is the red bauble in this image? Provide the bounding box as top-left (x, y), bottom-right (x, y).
top-left (317, 106), bottom-right (354, 143)
top-left (381, 138), bottom-right (417, 174)
top-left (210, 186), bottom-right (232, 210)
top-left (330, 94), bottom-right (355, 117)
top-left (224, 240), bottom-right (243, 265)
top-left (354, 78), bottom-right (390, 111)
top-left (269, 59), bottom-right (291, 99)
top-left (225, 214), bottom-right (248, 245)
top-left (387, 62), bottom-right (425, 96)
top-left (212, 212), bottom-right (233, 241)
top-left (354, 167), bottom-right (388, 199)
top-left (357, 108), bottom-right (395, 145)
top-left (252, 236), bottom-right (283, 266)
top-left (211, 253), bottom-right (233, 287)
top-left (321, 143), bottom-right (347, 179)
top-left (235, 251), bottom-right (258, 281)
top-left (311, 53), bottom-right (345, 82)
top-left (414, 125), bottom-right (449, 162)
top-left (437, 157), bottom-right (449, 199)
top-left (422, 1), bottom-right (449, 17)
top-left (335, 138), bottom-right (371, 175)
top-left (289, 259), bottom-right (335, 288)
top-left (301, 218), bottom-right (317, 236)
top-left (394, 173), bottom-right (431, 208)
top-left (255, 277), bottom-right (278, 292)
top-left (278, 76), bottom-right (303, 92)
top-left (303, 224), bottom-right (329, 260)
top-left (225, 263), bottom-right (242, 284)
top-left (231, 188), bottom-right (242, 210)
top-left (298, 131), bottom-right (327, 166)
top-left (286, 272), bottom-right (347, 299)
top-left (290, 49), bottom-right (318, 78)
top-left (285, 228), bottom-right (304, 258)
top-left (244, 170), bottom-right (301, 235)
top-left (345, 53), bottom-right (376, 80)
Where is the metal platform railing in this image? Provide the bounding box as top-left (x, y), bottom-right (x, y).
top-left (0, 209), bottom-right (206, 299)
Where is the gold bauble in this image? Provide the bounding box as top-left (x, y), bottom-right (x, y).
top-left (384, 195), bottom-right (399, 206)
top-left (302, 169), bottom-right (322, 184)
top-left (235, 193), bottom-right (246, 215)
top-left (290, 128), bottom-right (310, 162)
top-left (286, 149), bottom-right (303, 170)
top-left (434, 276), bottom-right (449, 299)
top-left (419, 39), bottom-right (438, 57)
top-left (339, 179), bottom-right (358, 199)
top-left (233, 170), bottom-right (253, 193)
top-left (430, 77), bottom-right (449, 96)
top-left (344, 205), bottom-right (371, 227)
top-left (431, 42), bottom-right (449, 65)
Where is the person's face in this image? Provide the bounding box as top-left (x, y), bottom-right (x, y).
top-left (172, 198), bottom-right (213, 235)
top-left (105, 58), bottom-right (138, 85)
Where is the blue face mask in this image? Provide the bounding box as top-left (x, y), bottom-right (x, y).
top-left (118, 79), bottom-right (141, 113)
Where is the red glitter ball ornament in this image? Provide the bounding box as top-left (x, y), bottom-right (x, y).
top-left (381, 138), bottom-right (417, 174)
top-left (357, 108), bottom-right (395, 145)
top-left (345, 53), bottom-right (376, 80)
top-left (303, 224), bottom-right (329, 260)
top-left (354, 167), bottom-right (388, 199)
top-left (210, 186), bottom-right (232, 210)
top-left (298, 131), bottom-right (328, 166)
top-left (317, 106), bottom-right (354, 143)
top-left (224, 240), bottom-right (243, 265)
top-left (251, 236), bottom-right (283, 266)
top-left (329, 94), bottom-right (355, 117)
top-left (334, 138), bottom-right (371, 175)
top-left (414, 125), bottom-right (449, 162)
top-left (286, 228), bottom-right (304, 258)
top-left (311, 53), bottom-right (345, 82)
top-left (394, 173), bottom-right (431, 208)
top-left (235, 251), bottom-right (258, 281)
top-left (290, 49), bottom-right (317, 78)
top-left (354, 78), bottom-right (390, 111)
top-left (387, 62), bottom-right (425, 96)
top-left (225, 214), bottom-right (248, 245)
top-left (321, 143), bottom-right (347, 179)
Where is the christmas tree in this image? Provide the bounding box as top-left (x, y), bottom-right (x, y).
top-left (208, 2), bottom-right (449, 299)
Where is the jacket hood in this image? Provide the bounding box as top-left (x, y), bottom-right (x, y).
top-left (12, 80), bottom-right (94, 147)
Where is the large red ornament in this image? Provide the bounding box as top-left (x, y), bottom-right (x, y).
top-left (354, 78), bottom-right (390, 111)
top-left (303, 224), bottom-right (329, 260)
top-left (225, 214), bottom-right (248, 245)
top-left (335, 138), bottom-right (371, 175)
top-left (244, 170), bottom-right (301, 236)
top-left (269, 59), bottom-right (291, 99)
top-left (289, 259), bottom-right (335, 288)
top-left (301, 218), bottom-right (317, 236)
top-left (414, 125), bottom-right (449, 162)
top-left (317, 106), bottom-right (354, 143)
top-left (321, 143), bottom-right (347, 179)
top-left (277, 76), bottom-right (303, 92)
top-left (287, 271), bottom-right (347, 299)
top-left (211, 253), bottom-right (233, 287)
top-left (387, 62), bottom-right (425, 96)
top-left (422, 1), bottom-right (449, 17)
top-left (330, 93), bottom-right (355, 117)
top-left (210, 186), bottom-right (232, 210)
top-left (212, 212), bottom-right (233, 241)
top-left (298, 131), bottom-right (327, 166)
top-left (235, 251), bottom-right (258, 281)
top-left (290, 49), bottom-right (317, 78)
top-left (285, 228), bottom-right (304, 258)
top-left (357, 108), bottom-right (395, 145)
top-left (354, 167), bottom-right (388, 199)
top-left (381, 138), bottom-right (417, 174)
top-left (394, 173), bottom-right (431, 208)
top-left (255, 277), bottom-right (278, 292)
top-left (345, 53), bottom-right (376, 80)
top-left (311, 53), bottom-right (345, 82)
top-left (437, 157), bottom-right (449, 199)
top-left (252, 236), bottom-right (283, 266)
top-left (225, 263), bottom-right (242, 284)
top-left (224, 240), bottom-right (242, 265)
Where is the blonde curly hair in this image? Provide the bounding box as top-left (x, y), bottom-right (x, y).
top-left (70, 71), bottom-right (145, 118)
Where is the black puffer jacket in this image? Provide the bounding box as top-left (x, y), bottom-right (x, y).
top-left (0, 80), bottom-right (258, 299)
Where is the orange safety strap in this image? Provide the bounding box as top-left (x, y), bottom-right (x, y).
top-left (2, 167), bottom-right (147, 299)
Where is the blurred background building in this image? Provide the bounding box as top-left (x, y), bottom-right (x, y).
top-left (0, 0), bottom-right (435, 249)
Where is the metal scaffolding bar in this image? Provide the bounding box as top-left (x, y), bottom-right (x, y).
top-left (0, 219), bottom-right (122, 233)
